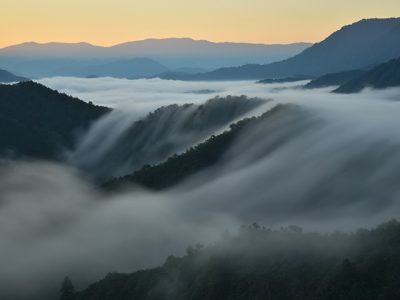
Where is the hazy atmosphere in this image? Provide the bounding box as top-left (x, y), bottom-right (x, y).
top-left (1, 2), bottom-right (400, 300)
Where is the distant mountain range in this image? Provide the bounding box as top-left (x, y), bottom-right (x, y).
top-left (55, 58), bottom-right (169, 79)
top-left (0, 39), bottom-right (311, 61)
top-left (2, 19), bottom-right (399, 81)
top-left (163, 18), bottom-right (400, 81)
top-left (0, 68), bottom-right (28, 83)
top-left (0, 39), bottom-right (311, 78)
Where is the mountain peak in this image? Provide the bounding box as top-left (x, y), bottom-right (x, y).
top-left (169, 17), bottom-right (400, 80)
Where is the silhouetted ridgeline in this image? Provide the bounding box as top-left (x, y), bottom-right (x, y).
top-left (65, 220), bottom-right (400, 300)
top-left (0, 68), bottom-right (28, 83)
top-left (0, 81), bottom-right (109, 159)
top-left (257, 75), bottom-right (312, 84)
top-left (304, 70), bottom-right (366, 89)
top-left (0, 39), bottom-right (311, 78)
top-left (334, 57), bottom-right (400, 93)
top-left (163, 18), bottom-right (400, 80)
top-left (104, 104), bottom-right (312, 190)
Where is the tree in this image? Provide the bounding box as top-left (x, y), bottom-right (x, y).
top-left (60, 276), bottom-right (75, 300)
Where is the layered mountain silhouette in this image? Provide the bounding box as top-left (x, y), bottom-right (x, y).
top-left (163, 18), bottom-right (400, 80)
top-left (304, 70), bottom-right (366, 89)
top-left (0, 42), bottom-right (102, 57)
top-left (0, 68), bottom-right (28, 83)
top-left (0, 81), bottom-right (109, 159)
top-left (0, 39), bottom-right (311, 78)
top-left (0, 57), bottom-right (169, 79)
top-left (334, 57), bottom-right (400, 93)
top-left (53, 58), bottom-right (169, 79)
top-left (0, 39), bottom-right (310, 60)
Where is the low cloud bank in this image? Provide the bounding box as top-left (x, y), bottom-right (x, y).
top-left (2, 78), bottom-right (400, 299)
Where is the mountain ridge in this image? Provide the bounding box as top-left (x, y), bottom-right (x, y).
top-left (0, 38), bottom-right (311, 55)
top-left (0, 81), bottom-right (109, 159)
top-left (162, 18), bottom-right (400, 80)
top-left (70, 95), bottom-right (266, 181)
top-left (104, 104), bottom-right (307, 190)
top-left (334, 57), bottom-right (400, 93)
top-left (0, 39), bottom-right (312, 76)
top-left (0, 68), bottom-right (28, 83)
top-left (304, 70), bottom-right (367, 89)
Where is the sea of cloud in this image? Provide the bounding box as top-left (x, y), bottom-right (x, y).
top-left (3, 77), bottom-right (400, 299)
top-left (37, 76), bottom-right (304, 111)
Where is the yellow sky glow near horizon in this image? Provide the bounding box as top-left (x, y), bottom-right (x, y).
top-left (1, 0), bottom-right (400, 48)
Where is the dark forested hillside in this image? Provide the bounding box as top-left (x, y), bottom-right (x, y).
top-left (334, 57), bottom-right (400, 93)
top-left (0, 81), bottom-right (109, 159)
top-left (71, 95), bottom-right (266, 181)
top-left (68, 220), bottom-right (400, 300)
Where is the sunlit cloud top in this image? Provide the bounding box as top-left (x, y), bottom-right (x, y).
top-left (1, 0), bottom-right (400, 47)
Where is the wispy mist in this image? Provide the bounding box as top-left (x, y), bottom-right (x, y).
top-left (0, 162), bottom-right (236, 299)
top-left (2, 78), bottom-right (400, 299)
top-left (67, 96), bottom-right (267, 180)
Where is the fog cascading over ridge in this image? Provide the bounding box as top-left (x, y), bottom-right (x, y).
top-left (173, 101), bottom-right (400, 230)
top-left (2, 80), bottom-right (400, 299)
top-left (67, 96), bottom-right (267, 181)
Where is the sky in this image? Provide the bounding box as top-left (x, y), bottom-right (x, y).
top-left (1, 0), bottom-right (400, 47)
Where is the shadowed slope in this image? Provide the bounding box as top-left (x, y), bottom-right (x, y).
top-left (0, 81), bottom-right (109, 159)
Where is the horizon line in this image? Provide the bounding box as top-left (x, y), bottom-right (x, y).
top-left (0, 37), bottom-right (315, 49)
top-left (2, 16), bottom-right (398, 49)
